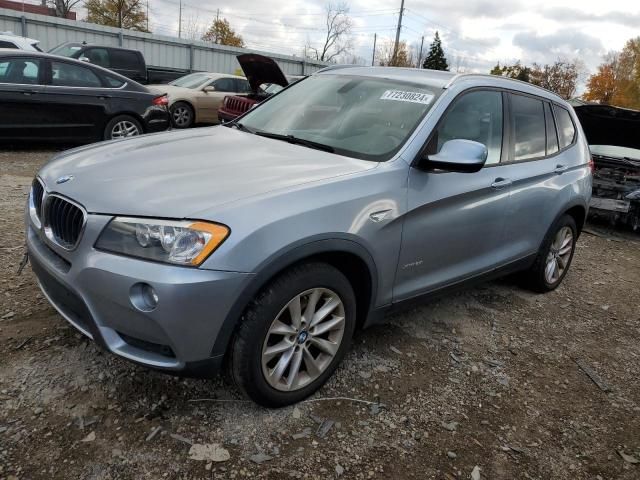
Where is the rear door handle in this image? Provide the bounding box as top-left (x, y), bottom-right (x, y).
top-left (554, 164), bottom-right (568, 174)
top-left (491, 177), bottom-right (512, 189)
top-left (19, 89), bottom-right (38, 95)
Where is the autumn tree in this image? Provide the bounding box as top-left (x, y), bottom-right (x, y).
top-left (85, 0), bottom-right (149, 32)
top-left (585, 38), bottom-right (640, 109)
top-left (48, 0), bottom-right (82, 18)
top-left (379, 39), bottom-right (414, 67)
top-left (307, 2), bottom-right (353, 62)
top-left (529, 60), bottom-right (581, 99)
top-left (201, 18), bottom-right (245, 47)
top-left (422, 32), bottom-right (448, 71)
top-left (490, 61), bottom-right (531, 82)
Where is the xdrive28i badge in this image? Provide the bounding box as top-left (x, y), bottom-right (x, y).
top-left (56, 175), bottom-right (74, 185)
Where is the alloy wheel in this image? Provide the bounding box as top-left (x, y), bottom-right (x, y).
top-left (544, 226), bottom-right (574, 284)
top-left (261, 288), bottom-right (346, 392)
top-left (111, 120), bottom-right (140, 139)
top-left (172, 106), bottom-right (192, 127)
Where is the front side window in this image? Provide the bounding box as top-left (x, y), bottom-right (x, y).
top-left (0, 58), bottom-right (40, 84)
top-left (51, 61), bottom-right (102, 88)
top-left (213, 77), bottom-right (237, 92)
top-left (84, 48), bottom-right (110, 68)
top-left (427, 90), bottom-right (503, 165)
top-left (554, 105), bottom-right (576, 149)
top-left (236, 79), bottom-right (251, 93)
top-left (511, 94), bottom-right (546, 161)
top-left (239, 74), bottom-right (441, 161)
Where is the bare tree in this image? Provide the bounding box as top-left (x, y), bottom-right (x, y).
top-left (307, 2), bottom-right (353, 63)
top-left (47, 0), bottom-right (83, 18)
top-left (530, 58), bottom-right (583, 100)
top-left (377, 38), bottom-right (414, 67)
top-left (182, 13), bottom-right (204, 41)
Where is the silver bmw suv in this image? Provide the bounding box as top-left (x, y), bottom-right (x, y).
top-left (26, 67), bottom-right (592, 406)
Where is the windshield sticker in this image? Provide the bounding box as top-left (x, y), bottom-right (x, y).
top-left (380, 90), bottom-right (434, 105)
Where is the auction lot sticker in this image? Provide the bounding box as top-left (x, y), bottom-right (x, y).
top-left (380, 90), bottom-right (434, 104)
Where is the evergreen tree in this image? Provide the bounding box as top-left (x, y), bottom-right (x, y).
top-left (422, 31), bottom-right (449, 71)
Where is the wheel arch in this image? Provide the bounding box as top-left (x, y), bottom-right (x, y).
top-left (170, 100), bottom-right (196, 123)
top-left (104, 112), bottom-right (146, 137)
top-left (211, 237), bottom-right (379, 357)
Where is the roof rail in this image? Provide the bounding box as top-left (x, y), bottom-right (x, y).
top-left (315, 64), bottom-right (360, 74)
top-left (447, 72), bottom-right (562, 97)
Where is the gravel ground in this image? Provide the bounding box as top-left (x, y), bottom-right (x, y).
top-left (1, 148), bottom-right (639, 480)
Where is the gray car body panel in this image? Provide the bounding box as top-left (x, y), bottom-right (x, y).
top-left (28, 67), bottom-right (592, 372)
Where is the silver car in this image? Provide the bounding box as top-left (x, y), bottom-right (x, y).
top-left (25, 67), bottom-right (592, 406)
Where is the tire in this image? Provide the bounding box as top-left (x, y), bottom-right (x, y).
top-left (524, 214), bottom-right (578, 292)
top-left (229, 262), bottom-right (356, 407)
top-left (170, 101), bottom-right (194, 128)
top-left (104, 115), bottom-right (143, 140)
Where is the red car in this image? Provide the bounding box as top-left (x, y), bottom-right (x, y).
top-left (218, 54), bottom-right (302, 123)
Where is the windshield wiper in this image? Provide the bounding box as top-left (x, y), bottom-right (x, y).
top-left (225, 121), bottom-right (254, 133)
top-left (254, 131), bottom-right (335, 153)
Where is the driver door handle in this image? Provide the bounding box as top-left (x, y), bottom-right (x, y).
top-left (491, 177), bottom-right (512, 189)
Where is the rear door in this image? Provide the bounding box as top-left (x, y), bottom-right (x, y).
top-left (498, 94), bottom-right (578, 261)
top-left (0, 56), bottom-right (47, 139)
top-left (38, 59), bottom-right (110, 141)
top-left (394, 89), bottom-right (512, 300)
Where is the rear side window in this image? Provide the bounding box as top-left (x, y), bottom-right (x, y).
top-left (51, 61), bottom-right (102, 88)
top-left (544, 102), bottom-right (559, 155)
top-left (104, 74), bottom-right (125, 88)
top-left (0, 58), bottom-right (41, 84)
top-left (511, 94), bottom-right (546, 161)
top-left (428, 90), bottom-right (503, 165)
top-left (109, 50), bottom-right (140, 70)
top-left (554, 105), bottom-right (576, 149)
top-left (0, 41), bottom-right (18, 49)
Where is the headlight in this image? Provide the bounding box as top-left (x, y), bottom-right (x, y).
top-left (96, 217), bottom-right (229, 266)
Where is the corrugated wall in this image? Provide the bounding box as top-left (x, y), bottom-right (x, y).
top-left (0, 7), bottom-right (327, 75)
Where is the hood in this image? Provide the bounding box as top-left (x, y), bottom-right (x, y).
top-left (574, 104), bottom-right (640, 151)
top-left (237, 54), bottom-right (288, 92)
top-left (38, 128), bottom-right (376, 219)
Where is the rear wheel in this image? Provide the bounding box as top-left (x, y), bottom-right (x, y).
top-left (525, 214), bottom-right (577, 292)
top-left (228, 262), bottom-right (356, 407)
top-left (170, 102), bottom-right (194, 128)
top-left (104, 115), bottom-right (142, 140)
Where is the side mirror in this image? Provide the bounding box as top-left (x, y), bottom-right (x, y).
top-left (78, 56), bottom-right (90, 63)
top-left (203, 85), bottom-right (215, 92)
top-left (420, 139), bottom-right (488, 173)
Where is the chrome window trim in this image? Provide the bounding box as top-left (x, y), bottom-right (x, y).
top-left (42, 193), bottom-right (88, 251)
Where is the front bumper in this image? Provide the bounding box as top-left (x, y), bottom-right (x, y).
top-left (26, 212), bottom-right (252, 377)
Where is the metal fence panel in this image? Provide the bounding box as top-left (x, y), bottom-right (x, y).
top-left (0, 7), bottom-right (326, 75)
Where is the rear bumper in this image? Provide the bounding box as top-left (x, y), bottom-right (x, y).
top-left (143, 106), bottom-right (170, 134)
top-left (26, 218), bottom-right (251, 377)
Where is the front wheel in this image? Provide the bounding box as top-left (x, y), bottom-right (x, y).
top-left (104, 115), bottom-right (142, 140)
top-left (525, 214), bottom-right (578, 292)
top-left (228, 263), bottom-right (356, 407)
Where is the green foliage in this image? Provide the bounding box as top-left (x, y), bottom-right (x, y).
top-left (85, 0), bottom-right (149, 32)
top-left (201, 18), bottom-right (245, 48)
top-left (422, 32), bottom-right (448, 71)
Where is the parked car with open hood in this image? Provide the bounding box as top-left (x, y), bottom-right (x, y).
top-left (148, 72), bottom-right (251, 128)
top-left (0, 50), bottom-right (170, 142)
top-left (574, 104), bottom-right (640, 230)
top-left (217, 54), bottom-right (302, 123)
top-left (26, 67), bottom-right (591, 407)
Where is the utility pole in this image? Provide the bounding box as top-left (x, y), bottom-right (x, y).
top-left (392, 0), bottom-right (405, 65)
top-left (371, 33), bottom-right (377, 66)
top-left (178, 0), bottom-right (182, 38)
top-left (417, 35), bottom-right (424, 68)
top-left (146, 0), bottom-right (149, 32)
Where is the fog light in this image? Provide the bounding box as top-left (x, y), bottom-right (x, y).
top-left (130, 283), bottom-right (159, 312)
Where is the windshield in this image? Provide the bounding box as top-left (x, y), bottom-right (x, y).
top-left (49, 44), bottom-right (82, 57)
top-left (239, 74), bottom-right (441, 161)
top-left (169, 73), bottom-right (211, 89)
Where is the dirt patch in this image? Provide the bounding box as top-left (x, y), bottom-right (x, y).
top-left (1, 149), bottom-right (639, 479)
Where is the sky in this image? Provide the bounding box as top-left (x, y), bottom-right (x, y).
top-left (25, 0), bottom-right (640, 85)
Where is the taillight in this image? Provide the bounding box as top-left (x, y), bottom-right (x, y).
top-left (152, 94), bottom-right (169, 107)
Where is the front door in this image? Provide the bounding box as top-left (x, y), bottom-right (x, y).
top-left (394, 89), bottom-right (512, 301)
top-left (0, 56), bottom-right (47, 140)
top-left (197, 77), bottom-right (238, 123)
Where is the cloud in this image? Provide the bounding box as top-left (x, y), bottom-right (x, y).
top-left (513, 30), bottom-right (604, 62)
top-left (543, 7), bottom-right (640, 29)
